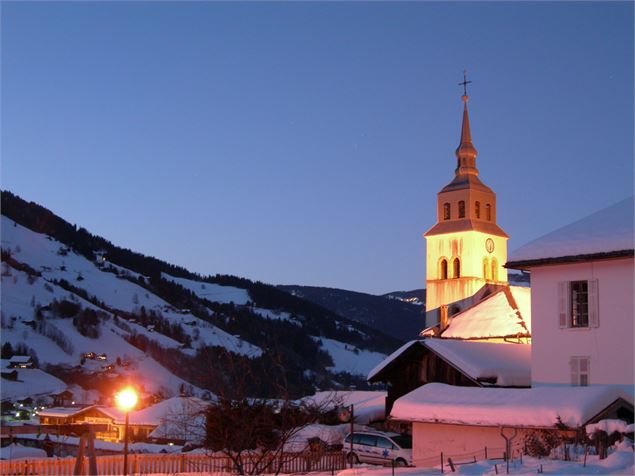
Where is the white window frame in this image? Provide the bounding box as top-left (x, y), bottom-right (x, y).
top-left (570, 356), bottom-right (590, 386)
top-left (558, 279), bottom-right (599, 329)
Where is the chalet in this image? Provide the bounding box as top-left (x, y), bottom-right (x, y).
top-left (368, 339), bottom-right (530, 417)
top-left (51, 390), bottom-right (74, 407)
top-left (37, 397), bottom-right (210, 444)
top-left (7, 356), bottom-right (34, 369)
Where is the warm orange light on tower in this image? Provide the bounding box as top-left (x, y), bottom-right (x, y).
top-left (115, 387), bottom-right (138, 411)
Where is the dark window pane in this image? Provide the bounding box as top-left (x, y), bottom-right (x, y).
top-left (391, 435), bottom-right (412, 449)
top-left (570, 281), bottom-right (589, 327)
top-left (359, 435), bottom-right (378, 446)
top-left (376, 437), bottom-right (393, 449)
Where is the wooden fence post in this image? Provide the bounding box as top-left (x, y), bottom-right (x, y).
top-left (440, 451), bottom-right (444, 473)
top-left (447, 457), bottom-right (455, 472)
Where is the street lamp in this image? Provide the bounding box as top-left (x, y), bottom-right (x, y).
top-left (115, 387), bottom-right (138, 476)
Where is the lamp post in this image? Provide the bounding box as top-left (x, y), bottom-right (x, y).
top-left (115, 387), bottom-right (138, 476)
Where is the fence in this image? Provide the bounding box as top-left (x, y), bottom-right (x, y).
top-left (0, 451), bottom-right (348, 476)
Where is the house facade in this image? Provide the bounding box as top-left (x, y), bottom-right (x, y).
top-left (507, 197), bottom-right (634, 389)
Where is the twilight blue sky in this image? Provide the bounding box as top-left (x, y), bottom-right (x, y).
top-left (2, 2), bottom-right (633, 294)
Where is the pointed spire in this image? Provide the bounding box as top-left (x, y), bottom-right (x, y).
top-left (454, 73), bottom-right (478, 176)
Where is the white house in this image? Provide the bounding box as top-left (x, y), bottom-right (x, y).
top-left (506, 197), bottom-right (634, 389)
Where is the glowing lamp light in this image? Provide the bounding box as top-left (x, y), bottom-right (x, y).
top-left (115, 387), bottom-right (138, 412)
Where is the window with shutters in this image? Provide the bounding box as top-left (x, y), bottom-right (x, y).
top-left (570, 356), bottom-right (590, 386)
top-left (483, 257), bottom-right (489, 279)
top-left (475, 201), bottom-right (481, 219)
top-left (486, 204), bottom-right (492, 221)
top-left (491, 258), bottom-right (498, 282)
top-left (558, 279), bottom-right (599, 329)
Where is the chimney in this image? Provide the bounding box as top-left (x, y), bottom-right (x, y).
top-left (439, 305), bottom-right (449, 332)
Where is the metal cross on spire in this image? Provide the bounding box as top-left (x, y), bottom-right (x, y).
top-left (458, 70), bottom-right (472, 97)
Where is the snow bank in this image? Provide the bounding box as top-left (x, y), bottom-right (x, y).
top-left (509, 197), bottom-right (634, 263)
top-left (391, 383), bottom-right (627, 428)
top-left (0, 443), bottom-right (47, 460)
top-left (300, 391), bottom-right (386, 424)
top-left (283, 423), bottom-right (349, 452)
top-left (586, 419), bottom-right (631, 435)
top-left (423, 340), bottom-right (531, 387)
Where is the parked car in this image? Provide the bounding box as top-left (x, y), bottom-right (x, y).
top-left (343, 431), bottom-right (412, 466)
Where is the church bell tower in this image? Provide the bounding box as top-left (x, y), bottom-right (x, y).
top-left (424, 77), bottom-right (508, 327)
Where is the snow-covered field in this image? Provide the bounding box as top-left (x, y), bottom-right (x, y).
top-left (161, 273), bottom-right (251, 305)
top-left (312, 337), bottom-right (386, 376)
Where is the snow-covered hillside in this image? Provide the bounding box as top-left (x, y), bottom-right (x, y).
top-left (312, 337), bottom-right (386, 376)
top-left (1, 216), bottom-right (261, 358)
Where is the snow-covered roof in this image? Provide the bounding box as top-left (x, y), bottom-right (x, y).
top-left (423, 340), bottom-right (531, 387)
top-left (300, 391), bottom-right (387, 424)
top-left (8, 356), bottom-right (32, 363)
top-left (125, 396), bottom-right (209, 427)
top-left (367, 340), bottom-right (422, 382)
top-left (391, 383), bottom-right (631, 428)
top-left (146, 397), bottom-right (209, 442)
top-left (37, 407), bottom-right (86, 418)
top-left (441, 287), bottom-right (530, 339)
top-left (508, 197), bottom-right (634, 266)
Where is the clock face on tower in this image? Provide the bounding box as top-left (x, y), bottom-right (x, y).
top-left (486, 238), bottom-right (495, 253)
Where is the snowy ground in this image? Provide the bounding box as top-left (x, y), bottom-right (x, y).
top-left (135, 442), bottom-right (634, 475)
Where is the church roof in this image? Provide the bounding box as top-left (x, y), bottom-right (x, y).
top-left (439, 173), bottom-right (494, 194)
top-left (424, 219), bottom-right (509, 238)
top-left (438, 286), bottom-right (530, 340)
top-left (507, 197), bottom-right (634, 268)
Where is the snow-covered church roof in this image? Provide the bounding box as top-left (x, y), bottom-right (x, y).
top-left (508, 197), bottom-right (634, 267)
top-left (391, 383), bottom-right (632, 429)
top-left (438, 286), bottom-right (531, 340)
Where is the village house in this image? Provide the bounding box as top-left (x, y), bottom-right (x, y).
top-left (506, 197), bottom-right (634, 390)
top-left (37, 396), bottom-right (209, 445)
top-left (7, 355), bottom-right (34, 369)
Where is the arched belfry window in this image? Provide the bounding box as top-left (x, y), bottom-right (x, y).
top-left (486, 204), bottom-right (492, 221)
top-left (443, 203), bottom-right (451, 220)
top-left (453, 258), bottom-right (461, 279)
top-left (458, 201), bottom-right (465, 218)
top-left (483, 257), bottom-right (489, 279)
top-left (475, 201), bottom-right (481, 219)
top-left (491, 258), bottom-right (498, 282)
top-left (439, 259), bottom-right (448, 280)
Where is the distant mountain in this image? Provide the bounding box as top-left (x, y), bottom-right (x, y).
top-left (277, 285), bottom-right (425, 341)
top-left (1, 190), bottom-right (400, 401)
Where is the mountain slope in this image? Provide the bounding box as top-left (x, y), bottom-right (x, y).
top-left (1, 190), bottom-right (396, 400)
top-left (278, 285), bottom-right (425, 341)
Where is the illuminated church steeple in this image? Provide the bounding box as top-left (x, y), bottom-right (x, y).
top-left (424, 73), bottom-right (509, 327)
